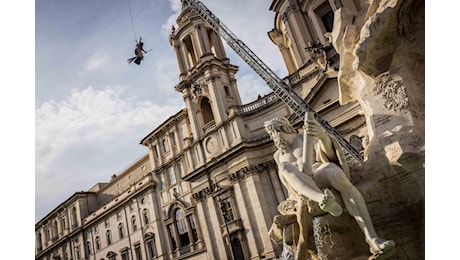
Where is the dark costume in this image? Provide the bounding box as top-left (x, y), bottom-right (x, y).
top-left (127, 38), bottom-right (147, 65)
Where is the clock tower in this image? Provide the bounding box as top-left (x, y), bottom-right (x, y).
top-left (170, 2), bottom-right (243, 142)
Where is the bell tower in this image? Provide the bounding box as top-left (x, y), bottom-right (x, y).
top-left (170, 1), bottom-right (243, 141)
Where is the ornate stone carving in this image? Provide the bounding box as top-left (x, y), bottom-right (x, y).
top-left (191, 84), bottom-right (202, 100)
top-left (264, 116), bottom-right (395, 259)
top-left (373, 72), bottom-right (409, 112)
top-left (306, 40), bottom-right (328, 72)
top-left (228, 161), bottom-right (274, 182)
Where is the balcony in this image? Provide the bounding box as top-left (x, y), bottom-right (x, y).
top-left (203, 120), bottom-right (216, 134)
top-left (231, 93), bottom-right (278, 116)
top-left (221, 218), bottom-right (243, 235)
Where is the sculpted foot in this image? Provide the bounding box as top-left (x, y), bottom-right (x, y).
top-left (368, 237), bottom-right (396, 259)
top-left (319, 188), bottom-right (343, 217)
top-left (273, 214), bottom-right (297, 229)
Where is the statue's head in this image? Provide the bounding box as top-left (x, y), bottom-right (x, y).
top-left (264, 117), bottom-right (296, 135)
top-left (264, 117), bottom-right (297, 152)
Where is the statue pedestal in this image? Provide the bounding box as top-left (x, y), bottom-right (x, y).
top-left (312, 213), bottom-right (369, 260)
top-left (301, 190), bottom-right (369, 260)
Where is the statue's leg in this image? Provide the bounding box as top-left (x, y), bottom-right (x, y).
top-left (314, 163), bottom-right (395, 255)
top-left (280, 163), bottom-right (342, 216)
top-left (295, 199), bottom-right (313, 260)
top-left (280, 162), bottom-right (324, 201)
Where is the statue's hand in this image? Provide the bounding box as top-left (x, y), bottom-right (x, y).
top-left (305, 119), bottom-right (327, 141)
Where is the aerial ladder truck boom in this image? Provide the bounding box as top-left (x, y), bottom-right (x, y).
top-left (182, 0), bottom-right (364, 165)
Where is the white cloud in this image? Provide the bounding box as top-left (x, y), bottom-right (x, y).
top-left (35, 86), bottom-right (183, 221)
top-left (85, 50), bottom-right (109, 71)
top-left (161, 0), bottom-right (182, 36)
top-left (236, 73), bottom-right (273, 104)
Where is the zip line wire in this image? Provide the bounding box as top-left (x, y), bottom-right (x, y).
top-left (127, 0), bottom-right (138, 43)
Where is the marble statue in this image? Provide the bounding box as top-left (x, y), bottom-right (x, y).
top-left (264, 114), bottom-right (395, 259)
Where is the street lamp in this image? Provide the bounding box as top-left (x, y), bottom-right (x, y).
top-left (215, 185), bottom-right (236, 260)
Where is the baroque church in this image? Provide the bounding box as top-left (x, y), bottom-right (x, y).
top-left (35, 0), bottom-right (424, 259)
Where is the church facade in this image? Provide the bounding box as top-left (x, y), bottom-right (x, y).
top-left (35, 0), bottom-right (424, 259)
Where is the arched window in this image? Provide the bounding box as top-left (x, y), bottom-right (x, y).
top-left (166, 206), bottom-right (199, 255)
top-left (61, 217), bottom-right (66, 231)
top-left (75, 246), bottom-right (81, 259)
top-left (86, 241), bottom-right (92, 255)
top-left (118, 223), bottom-right (125, 239)
top-left (95, 236), bottom-right (101, 250)
top-left (106, 230), bottom-right (112, 245)
top-left (175, 209), bottom-right (190, 248)
top-left (143, 209), bottom-right (150, 225)
top-left (37, 233), bottom-right (43, 250)
top-left (131, 215), bottom-right (137, 231)
top-left (72, 206), bottom-right (78, 227)
top-left (162, 138), bottom-right (169, 153)
top-left (183, 35), bottom-right (197, 67)
top-left (53, 220), bottom-right (58, 239)
top-left (200, 97), bottom-right (214, 125)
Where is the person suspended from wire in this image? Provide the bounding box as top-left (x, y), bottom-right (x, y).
top-left (127, 37), bottom-right (149, 65)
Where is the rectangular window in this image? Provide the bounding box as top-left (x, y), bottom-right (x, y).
top-left (121, 250), bottom-right (129, 260)
top-left (168, 224), bottom-right (177, 250)
top-left (315, 2), bottom-right (334, 32)
top-left (187, 215), bottom-right (198, 242)
top-left (321, 10), bottom-right (334, 32)
top-left (159, 173), bottom-right (166, 189)
top-left (152, 145), bottom-right (159, 159)
top-left (220, 197), bottom-right (236, 222)
top-left (167, 166), bottom-right (177, 185)
top-left (134, 244), bottom-right (143, 260)
top-left (178, 161), bottom-right (185, 178)
top-left (170, 132), bottom-right (177, 146)
top-left (184, 35), bottom-right (197, 66)
top-left (146, 239), bottom-right (156, 259)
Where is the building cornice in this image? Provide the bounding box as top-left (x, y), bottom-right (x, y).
top-left (140, 109), bottom-right (188, 146)
top-left (35, 191), bottom-right (95, 228)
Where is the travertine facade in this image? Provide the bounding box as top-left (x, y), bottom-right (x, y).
top-left (36, 0), bottom-right (424, 259)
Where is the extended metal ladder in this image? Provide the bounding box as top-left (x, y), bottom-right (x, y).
top-left (182, 0), bottom-right (363, 165)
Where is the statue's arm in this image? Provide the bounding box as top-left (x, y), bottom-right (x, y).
top-left (306, 119), bottom-right (337, 162)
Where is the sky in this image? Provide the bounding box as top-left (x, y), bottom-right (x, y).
top-left (34, 0), bottom-right (288, 224)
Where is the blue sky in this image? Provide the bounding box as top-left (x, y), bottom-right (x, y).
top-left (34, 0), bottom-right (288, 223)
